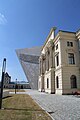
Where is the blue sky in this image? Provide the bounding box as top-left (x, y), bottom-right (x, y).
top-left (0, 0), bottom-right (80, 81)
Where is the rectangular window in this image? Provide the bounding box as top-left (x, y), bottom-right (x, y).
top-left (67, 41), bottom-right (73, 47)
top-left (68, 53), bottom-right (75, 64)
top-left (70, 42), bottom-right (73, 47)
top-left (56, 76), bottom-right (59, 88)
top-left (56, 44), bottom-right (58, 50)
top-left (47, 78), bottom-right (49, 88)
top-left (67, 41), bottom-right (69, 46)
top-left (56, 55), bottom-right (59, 66)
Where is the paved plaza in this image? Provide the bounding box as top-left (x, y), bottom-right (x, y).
top-left (24, 89), bottom-right (80, 120)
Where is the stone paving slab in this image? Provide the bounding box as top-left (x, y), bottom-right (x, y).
top-left (25, 89), bottom-right (80, 120)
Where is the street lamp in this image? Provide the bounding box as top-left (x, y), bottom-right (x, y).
top-left (15, 79), bottom-right (17, 94)
top-left (0, 58), bottom-right (6, 109)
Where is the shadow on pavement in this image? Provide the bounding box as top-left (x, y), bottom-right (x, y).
top-left (3, 107), bottom-right (45, 112)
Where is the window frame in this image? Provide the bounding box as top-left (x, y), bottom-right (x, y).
top-left (56, 76), bottom-right (59, 88)
top-left (56, 44), bottom-right (58, 50)
top-left (70, 75), bottom-right (77, 88)
top-left (47, 78), bottom-right (49, 88)
top-left (67, 41), bottom-right (73, 47)
top-left (56, 54), bottom-right (59, 66)
top-left (68, 53), bottom-right (75, 64)
top-left (67, 41), bottom-right (69, 46)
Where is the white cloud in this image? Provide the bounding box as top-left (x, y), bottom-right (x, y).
top-left (0, 13), bottom-right (7, 25)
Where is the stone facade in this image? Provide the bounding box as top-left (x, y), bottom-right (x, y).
top-left (38, 27), bottom-right (80, 95)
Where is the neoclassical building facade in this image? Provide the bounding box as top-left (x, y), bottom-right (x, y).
top-left (38, 27), bottom-right (80, 95)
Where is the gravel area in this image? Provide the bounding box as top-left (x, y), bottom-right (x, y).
top-left (25, 89), bottom-right (80, 120)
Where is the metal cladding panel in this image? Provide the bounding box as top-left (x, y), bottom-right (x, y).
top-left (19, 54), bottom-right (39, 64)
top-left (16, 46), bottom-right (42, 90)
top-left (21, 61), bottom-right (39, 89)
top-left (16, 47), bottom-right (42, 56)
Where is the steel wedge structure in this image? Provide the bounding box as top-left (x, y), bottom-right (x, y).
top-left (16, 47), bottom-right (42, 89)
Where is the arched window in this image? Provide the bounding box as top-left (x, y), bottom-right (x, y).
top-left (56, 76), bottom-right (59, 88)
top-left (70, 75), bottom-right (77, 88)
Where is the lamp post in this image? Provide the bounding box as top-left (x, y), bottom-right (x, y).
top-left (0, 58), bottom-right (6, 109)
top-left (15, 79), bottom-right (17, 94)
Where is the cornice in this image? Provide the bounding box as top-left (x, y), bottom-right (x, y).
top-left (76, 30), bottom-right (80, 39)
top-left (41, 27), bottom-right (56, 51)
top-left (59, 31), bottom-right (76, 40)
top-left (41, 28), bottom-right (78, 52)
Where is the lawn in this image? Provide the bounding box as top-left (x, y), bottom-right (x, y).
top-left (0, 94), bottom-right (52, 120)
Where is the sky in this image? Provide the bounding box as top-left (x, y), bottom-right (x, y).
top-left (0, 0), bottom-right (80, 81)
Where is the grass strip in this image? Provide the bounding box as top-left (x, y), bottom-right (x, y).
top-left (0, 94), bottom-right (52, 120)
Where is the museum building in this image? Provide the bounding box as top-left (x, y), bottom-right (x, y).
top-left (38, 27), bottom-right (80, 94)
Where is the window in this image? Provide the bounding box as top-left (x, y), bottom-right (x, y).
top-left (46, 50), bottom-right (49, 71)
top-left (56, 76), bottom-right (59, 88)
top-left (67, 41), bottom-right (69, 46)
top-left (47, 50), bottom-right (50, 71)
top-left (56, 54), bottom-right (59, 66)
top-left (43, 59), bottom-right (45, 73)
top-left (70, 75), bottom-right (77, 88)
top-left (67, 41), bottom-right (73, 47)
top-left (47, 78), bottom-right (49, 88)
top-left (56, 44), bottom-right (58, 50)
top-left (68, 53), bottom-right (75, 64)
top-left (70, 42), bottom-right (73, 47)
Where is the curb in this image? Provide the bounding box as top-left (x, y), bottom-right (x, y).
top-left (31, 97), bottom-right (55, 120)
